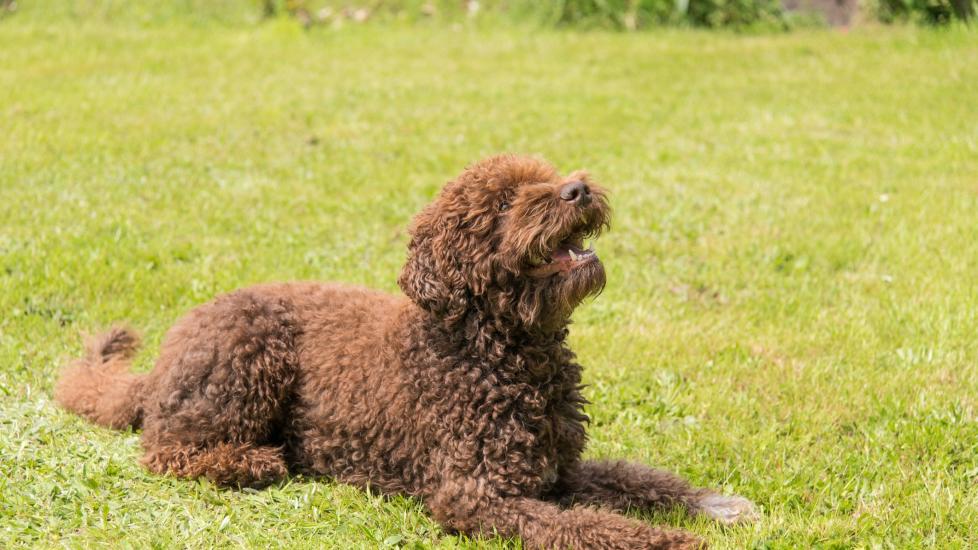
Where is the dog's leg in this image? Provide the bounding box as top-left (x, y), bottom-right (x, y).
top-left (428, 488), bottom-right (702, 549)
top-left (137, 290), bottom-right (301, 487)
top-left (547, 460), bottom-right (758, 526)
top-left (142, 442), bottom-right (287, 488)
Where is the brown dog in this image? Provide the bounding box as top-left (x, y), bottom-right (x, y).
top-left (56, 155), bottom-right (756, 549)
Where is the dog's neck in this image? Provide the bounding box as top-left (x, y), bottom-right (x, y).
top-left (409, 305), bottom-right (573, 381)
top-left (463, 296), bottom-right (572, 345)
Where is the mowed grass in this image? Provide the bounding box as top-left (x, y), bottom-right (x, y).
top-left (2, 7), bottom-right (978, 547)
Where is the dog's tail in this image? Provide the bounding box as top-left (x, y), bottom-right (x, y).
top-left (55, 327), bottom-right (147, 430)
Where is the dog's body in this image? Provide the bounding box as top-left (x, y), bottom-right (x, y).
top-left (57, 156), bottom-right (756, 549)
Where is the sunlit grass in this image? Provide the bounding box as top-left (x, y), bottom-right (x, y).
top-left (1, 9), bottom-right (977, 548)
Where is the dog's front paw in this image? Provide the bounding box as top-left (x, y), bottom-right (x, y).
top-left (691, 493), bottom-right (759, 525)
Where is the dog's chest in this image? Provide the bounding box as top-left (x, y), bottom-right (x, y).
top-left (468, 373), bottom-right (574, 496)
top-left (415, 333), bottom-right (585, 497)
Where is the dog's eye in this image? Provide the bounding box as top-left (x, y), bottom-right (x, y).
top-left (499, 202), bottom-right (510, 212)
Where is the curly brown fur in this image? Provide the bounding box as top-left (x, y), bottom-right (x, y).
top-left (56, 155), bottom-right (756, 548)
top-left (56, 327), bottom-right (145, 430)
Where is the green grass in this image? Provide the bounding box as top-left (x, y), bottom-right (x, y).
top-left (2, 5), bottom-right (978, 548)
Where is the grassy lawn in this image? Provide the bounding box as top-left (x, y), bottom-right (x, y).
top-left (2, 6), bottom-right (978, 548)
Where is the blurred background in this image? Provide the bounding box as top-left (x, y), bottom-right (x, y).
top-left (1, 1), bottom-right (976, 549)
top-left (3, 0), bottom-right (976, 27)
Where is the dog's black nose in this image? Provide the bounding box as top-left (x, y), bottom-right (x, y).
top-left (559, 181), bottom-right (591, 207)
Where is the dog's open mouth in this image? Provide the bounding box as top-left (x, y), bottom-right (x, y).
top-left (526, 234), bottom-right (598, 278)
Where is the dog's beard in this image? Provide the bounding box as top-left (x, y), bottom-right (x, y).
top-left (544, 257), bottom-right (606, 316)
top-left (496, 215), bottom-right (610, 328)
top-left (491, 258), bottom-right (605, 330)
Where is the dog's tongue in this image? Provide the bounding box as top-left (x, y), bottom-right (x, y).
top-left (551, 246), bottom-right (573, 262)
top-left (528, 242), bottom-right (591, 278)
top-left (552, 242), bottom-right (587, 261)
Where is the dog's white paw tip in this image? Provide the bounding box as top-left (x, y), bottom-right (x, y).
top-left (694, 493), bottom-right (760, 525)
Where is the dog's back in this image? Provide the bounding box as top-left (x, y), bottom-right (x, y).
top-left (56, 281), bottom-right (416, 488)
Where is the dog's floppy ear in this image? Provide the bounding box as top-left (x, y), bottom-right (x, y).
top-left (398, 203), bottom-right (470, 323)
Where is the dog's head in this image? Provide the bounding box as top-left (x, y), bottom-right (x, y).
top-left (399, 155), bottom-right (611, 329)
